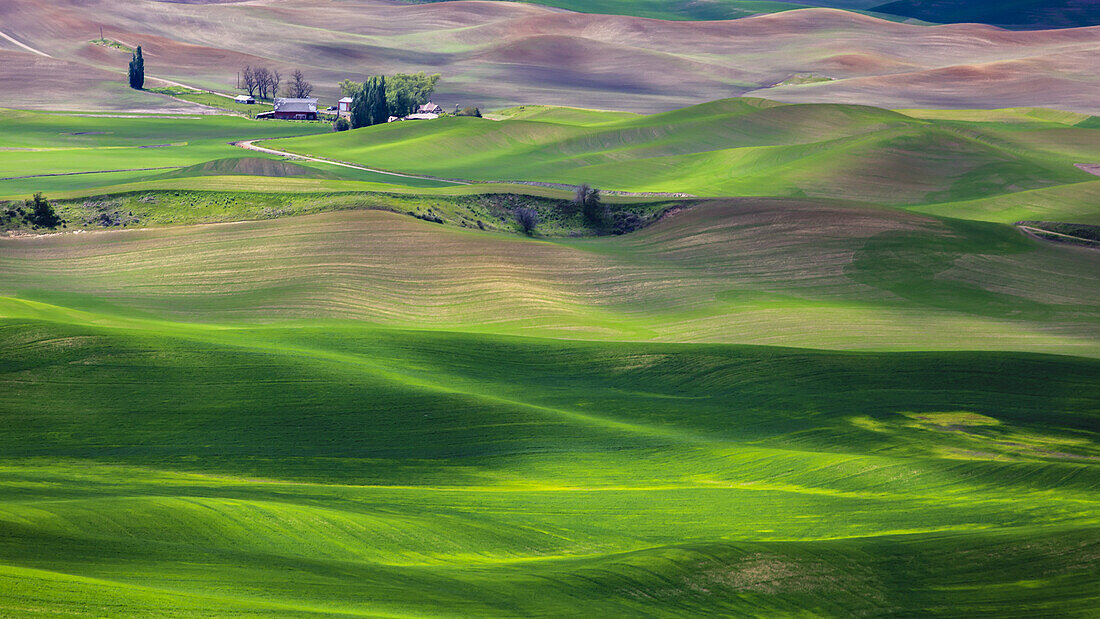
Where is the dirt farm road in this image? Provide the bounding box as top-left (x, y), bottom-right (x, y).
top-left (233, 139), bottom-right (470, 185)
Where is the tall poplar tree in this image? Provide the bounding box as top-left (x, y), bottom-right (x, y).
top-left (349, 79), bottom-right (372, 129)
top-left (128, 46), bottom-right (144, 89)
top-left (368, 75), bottom-right (389, 125)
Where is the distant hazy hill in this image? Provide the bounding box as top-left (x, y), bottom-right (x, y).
top-left (402, 0), bottom-right (1097, 27)
top-left (402, 0), bottom-right (889, 21)
top-left (871, 0), bottom-right (1100, 29)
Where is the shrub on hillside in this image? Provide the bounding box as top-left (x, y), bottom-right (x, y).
top-left (456, 107), bottom-right (482, 118)
top-left (609, 210), bottom-right (645, 235)
top-left (333, 117), bottom-right (350, 132)
top-left (25, 193), bottom-right (61, 228)
top-left (514, 207), bottom-right (539, 235)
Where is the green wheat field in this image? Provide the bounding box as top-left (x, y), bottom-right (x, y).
top-left (1, 96), bottom-right (1098, 615)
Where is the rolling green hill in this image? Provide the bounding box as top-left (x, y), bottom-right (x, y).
top-left (269, 99), bottom-right (1100, 221)
top-left (3, 203), bottom-right (1097, 354)
top-left (5, 102), bottom-right (1098, 226)
top-left (1, 98), bottom-right (1098, 614)
top-left (0, 314), bottom-right (1097, 615)
top-left (0, 201), bottom-right (1098, 614)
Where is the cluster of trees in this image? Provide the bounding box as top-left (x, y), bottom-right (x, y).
top-left (340, 72), bottom-right (441, 129)
top-left (127, 46), bottom-right (144, 89)
top-left (386, 72), bottom-right (441, 117)
top-left (242, 66), bottom-right (281, 99)
top-left (242, 66), bottom-right (313, 100)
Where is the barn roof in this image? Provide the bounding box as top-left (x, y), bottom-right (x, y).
top-left (274, 98), bottom-right (318, 113)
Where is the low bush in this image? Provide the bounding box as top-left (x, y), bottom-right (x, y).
top-left (514, 207), bottom-right (539, 235)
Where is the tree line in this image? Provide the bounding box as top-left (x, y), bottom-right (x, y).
top-left (339, 72), bottom-right (441, 129)
top-left (241, 66), bottom-right (314, 99)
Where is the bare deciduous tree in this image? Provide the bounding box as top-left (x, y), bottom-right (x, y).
top-left (242, 66), bottom-right (282, 99)
top-left (242, 65), bottom-right (258, 97)
top-left (290, 69), bottom-right (313, 98)
top-left (254, 67), bottom-right (272, 99)
top-left (268, 69), bottom-right (281, 99)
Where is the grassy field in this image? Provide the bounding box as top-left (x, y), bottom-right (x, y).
top-left (145, 86), bottom-right (275, 116)
top-left (269, 98), bottom-right (1100, 223)
top-left (0, 110), bottom-right (460, 198)
top-left (2, 202), bottom-right (1097, 353)
top-left (1, 94), bottom-right (1097, 614)
top-left (0, 201), bottom-right (1098, 614)
top-left (21, 98), bottom-right (1100, 228)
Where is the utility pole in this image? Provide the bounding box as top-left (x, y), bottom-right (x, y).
top-left (99, 26), bottom-right (103, 41)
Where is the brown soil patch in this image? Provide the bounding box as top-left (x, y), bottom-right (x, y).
top-left (1076, 164), bottom-right (1100, 177)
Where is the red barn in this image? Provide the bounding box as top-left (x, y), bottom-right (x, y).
top-left (259, 98), bottom-right (318, 120)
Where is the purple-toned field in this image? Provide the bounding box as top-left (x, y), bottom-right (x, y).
top-left (0, 0), bottom-right (1097, 113)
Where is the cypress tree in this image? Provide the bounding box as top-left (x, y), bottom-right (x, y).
top-left (128, 46), bottom-right (144, 89)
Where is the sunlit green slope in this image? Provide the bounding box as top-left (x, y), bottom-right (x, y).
top-left (0, 306), bottom-right (1096, 615)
